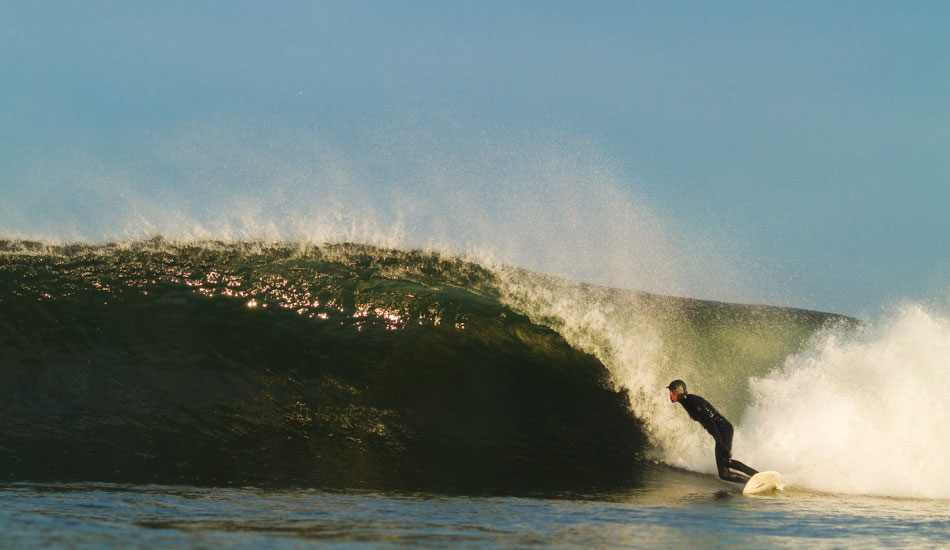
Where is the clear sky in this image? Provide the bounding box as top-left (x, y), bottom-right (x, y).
top-left (1, 1), bottom-right (948, 316)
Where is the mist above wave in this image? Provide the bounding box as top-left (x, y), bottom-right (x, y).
top-left (0, 118), bottom-right (761, 304)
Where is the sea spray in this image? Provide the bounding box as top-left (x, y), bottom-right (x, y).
top-left (0, 118), bottom-right (759, 305)
top-left (739, 303), bottom-right (950, 499)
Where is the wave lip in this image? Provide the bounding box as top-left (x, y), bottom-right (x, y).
top-left (0, 239), bottom-right (646, 489)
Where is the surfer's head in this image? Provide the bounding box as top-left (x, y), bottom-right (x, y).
top-left (667, 380), bottom-right (686, 403)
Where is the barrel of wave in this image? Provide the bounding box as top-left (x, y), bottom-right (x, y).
top-left (494, 267), bottom-right (842, 473)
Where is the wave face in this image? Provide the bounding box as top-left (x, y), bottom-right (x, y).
top-left (0, 240), bottom-right (645, 489)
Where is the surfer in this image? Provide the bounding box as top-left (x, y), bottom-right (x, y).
top-left (667, 379), bottom-right (758, 484)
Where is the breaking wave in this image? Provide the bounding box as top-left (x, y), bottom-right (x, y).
top-left (5, 238), bottom-right (944, 499)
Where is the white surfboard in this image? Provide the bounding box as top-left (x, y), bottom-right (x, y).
top-left (742, 471), bottom-right (783, 494)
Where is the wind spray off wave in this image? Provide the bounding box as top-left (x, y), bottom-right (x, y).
top-left (1, 119), bottom-right (730, 301)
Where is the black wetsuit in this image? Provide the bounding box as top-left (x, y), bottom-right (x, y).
top-left (678, 394), bottom-right (758, 483)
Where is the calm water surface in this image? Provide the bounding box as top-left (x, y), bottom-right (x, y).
top-left (2, 469), bottom-right (948, 549)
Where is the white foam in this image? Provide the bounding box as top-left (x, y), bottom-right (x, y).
top-left (738, 303), bottom-right (950, 499)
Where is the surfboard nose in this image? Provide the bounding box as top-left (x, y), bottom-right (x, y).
top-left (742, 471), bottom-right (783, 495)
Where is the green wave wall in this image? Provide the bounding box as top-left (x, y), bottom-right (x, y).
top-left (0, 240), bottom-right (645, 490)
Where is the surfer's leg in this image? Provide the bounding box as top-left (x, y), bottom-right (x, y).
top-left (718, 423), bottom-right (758, 477)
top-left (715, 443), bottom-right (749, 483)
top-left (713, 422), bottom-right (753, 482)
top-left (727, 459), bottom-right (758, 477)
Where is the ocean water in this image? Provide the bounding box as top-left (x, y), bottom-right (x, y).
top-left (2, 240), bottom-right (948, 548)
top-left (4, 474), bottom-right (949, 549)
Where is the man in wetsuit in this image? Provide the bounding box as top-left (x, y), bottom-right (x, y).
top-left (667, 379), bottom-right (758, 484)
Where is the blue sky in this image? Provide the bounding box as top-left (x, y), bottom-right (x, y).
top-left (1, 1), bottom-right (948, 315)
